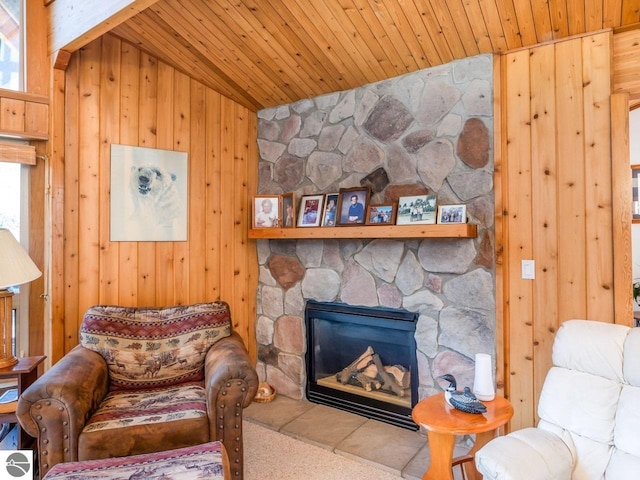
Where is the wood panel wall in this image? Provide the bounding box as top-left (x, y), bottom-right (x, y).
top-left (0, 90), bottom-right (48, 140)
top-left (498, 31), bottom-right (626, 430)
top-left (613, 29), bottom-right (640, 110)
top-left (52, 34), bottom-right (258, 362)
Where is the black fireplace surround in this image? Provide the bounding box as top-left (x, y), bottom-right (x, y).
top-left (305, 300), bottom-right (419, 430)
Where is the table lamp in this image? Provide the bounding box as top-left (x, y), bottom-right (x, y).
top-left (0, 228), bottom-right (41, 368)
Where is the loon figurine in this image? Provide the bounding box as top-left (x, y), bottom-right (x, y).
top-left (438, 374), bottom-right (487, 414)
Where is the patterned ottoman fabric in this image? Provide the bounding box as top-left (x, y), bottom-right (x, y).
top-left (82, 383), bottom-right (206, 433)
top-left (79, 302), bottom-right (231, 390)
top-left (43, 442), bottom-right (228, 479)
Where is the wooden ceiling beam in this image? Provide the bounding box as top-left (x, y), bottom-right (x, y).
top-left (47, 0), bottom-right (160, 54)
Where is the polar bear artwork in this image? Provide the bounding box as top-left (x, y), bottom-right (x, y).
top-left (110, 144), bottom-right (188, 241)
top-left (129, 165), bottom-right (181, 227)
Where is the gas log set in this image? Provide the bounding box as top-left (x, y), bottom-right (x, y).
top-left (336, 346), bottom-right (410, 397)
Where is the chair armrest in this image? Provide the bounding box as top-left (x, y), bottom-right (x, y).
top-left (205, 331), bottom-right (259, 480)
top-left (475, 427), bottom-right (575, 480)
top-left (16, 345), bottom-right (109, 473)
top-left (205, 331), bottom-right (259, 407)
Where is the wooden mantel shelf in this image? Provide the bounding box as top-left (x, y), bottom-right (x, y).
top-left (248, 223), bottom-right (477, 240)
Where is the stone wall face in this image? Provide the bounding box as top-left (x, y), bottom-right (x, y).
top-left (256, 54), bottom-right (495, 400)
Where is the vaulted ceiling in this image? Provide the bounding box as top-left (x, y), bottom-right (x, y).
top-left (107, 0), bottom-right (640, 111)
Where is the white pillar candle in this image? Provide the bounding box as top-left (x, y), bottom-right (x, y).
top-left (473, 353), bottom-right (495, 401)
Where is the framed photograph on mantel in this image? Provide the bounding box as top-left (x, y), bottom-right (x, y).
top-left (297, 194), bottom-right (324, 227)
top-left (281, 192), bottom-right (296, 228)
top-left (253, 195), bottom-right (280, 228)
top-left (336, 187), bottom-right (370, 226)
top-left (321, 193), bottom-right (339, 227)
top-left (396, 194), bottom-right (436, 225)
top-left (437, 204), bottom-right (467, 224)
top-left (365, 204), bottom-right (397, 225)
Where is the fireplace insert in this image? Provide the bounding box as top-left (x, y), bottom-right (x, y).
top-left (305, 300), bottom-right (419, 430)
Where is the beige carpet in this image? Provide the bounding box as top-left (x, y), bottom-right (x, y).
top-left (243, 420), bottom-right (404, 480)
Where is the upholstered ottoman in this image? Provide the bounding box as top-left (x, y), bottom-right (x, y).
top-left (42, 442), bottom-right (230, 479)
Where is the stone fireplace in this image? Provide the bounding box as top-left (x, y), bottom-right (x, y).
top-left (305, 300), bottom-right (419, 429)
top-left (255, 54), bottom-right (495, 409)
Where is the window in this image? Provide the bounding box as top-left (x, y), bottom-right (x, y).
top-left (0, 0), bottom-right (23, 90)
top-left (0, 162), bottom-right (20, 236)
top-left (0, 161), bottom-right (27, 356)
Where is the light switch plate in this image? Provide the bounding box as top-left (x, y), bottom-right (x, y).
top-left (522, 260), bottom-right (535, 279)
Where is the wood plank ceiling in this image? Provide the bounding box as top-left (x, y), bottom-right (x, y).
top-left (109, 0), bottom-right (640, 111)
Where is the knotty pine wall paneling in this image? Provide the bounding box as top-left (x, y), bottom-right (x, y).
top-left (500, 31), bottom-right (619, 431)
top-left (50, 64), bottom-right (67, 365)
top-left (610, 92), bottom-right (632, 324)
top-left (54, 35), bottom-right (257, 361)
top-left (117, 41), bottom-right (141, 307)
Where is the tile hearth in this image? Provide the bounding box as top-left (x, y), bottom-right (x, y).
top-left (244, 396), bottom-right (471, 479)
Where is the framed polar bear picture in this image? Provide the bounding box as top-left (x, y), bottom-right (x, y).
top-left (110, 144), bottom-right (188, 241)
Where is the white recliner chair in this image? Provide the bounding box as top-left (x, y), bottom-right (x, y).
top-left (475, 319), bottom-right (640, 479)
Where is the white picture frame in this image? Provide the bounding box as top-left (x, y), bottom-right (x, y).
top-left (437, 204), bottom-right (467, 224)
top-left (253, 195), bottom-right (281, 228)
top-left (110, 144), bottom-right (188, 241)
top-left (297, 194), bottom-right (324, 227)
top-left (396, 194), bottom-right (436, 225)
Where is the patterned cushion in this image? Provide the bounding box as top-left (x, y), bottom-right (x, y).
top-left (43, 441), bottom-right (227, 480)
top-left (82, 383), bottom-right (206, 433)
top-left (80, 302), bottom-right (231, 390)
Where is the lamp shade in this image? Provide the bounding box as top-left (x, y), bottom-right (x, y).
top-left (0, 228), bottom-right (42, 289)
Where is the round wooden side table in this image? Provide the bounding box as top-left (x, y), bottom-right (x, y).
top-left (412, 392), bottom-right (513, 480)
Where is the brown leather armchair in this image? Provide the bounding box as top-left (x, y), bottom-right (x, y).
top-left (17, 302), bottom-right (258, 479)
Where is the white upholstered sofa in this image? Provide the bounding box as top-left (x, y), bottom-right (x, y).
top-left (475, 319), bottom-right (640, 479)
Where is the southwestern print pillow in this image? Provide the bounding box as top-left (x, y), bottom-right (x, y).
top-left (80, 302), bottom-right (231, 391)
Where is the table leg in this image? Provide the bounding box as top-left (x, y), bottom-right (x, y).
top-left (462, 429), bottom-right (498, 480)
top-left (423, 430), bottom-right (455, 480)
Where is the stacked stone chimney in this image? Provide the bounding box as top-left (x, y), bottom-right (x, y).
top-left (255, 54), bottom-right (495, 401)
